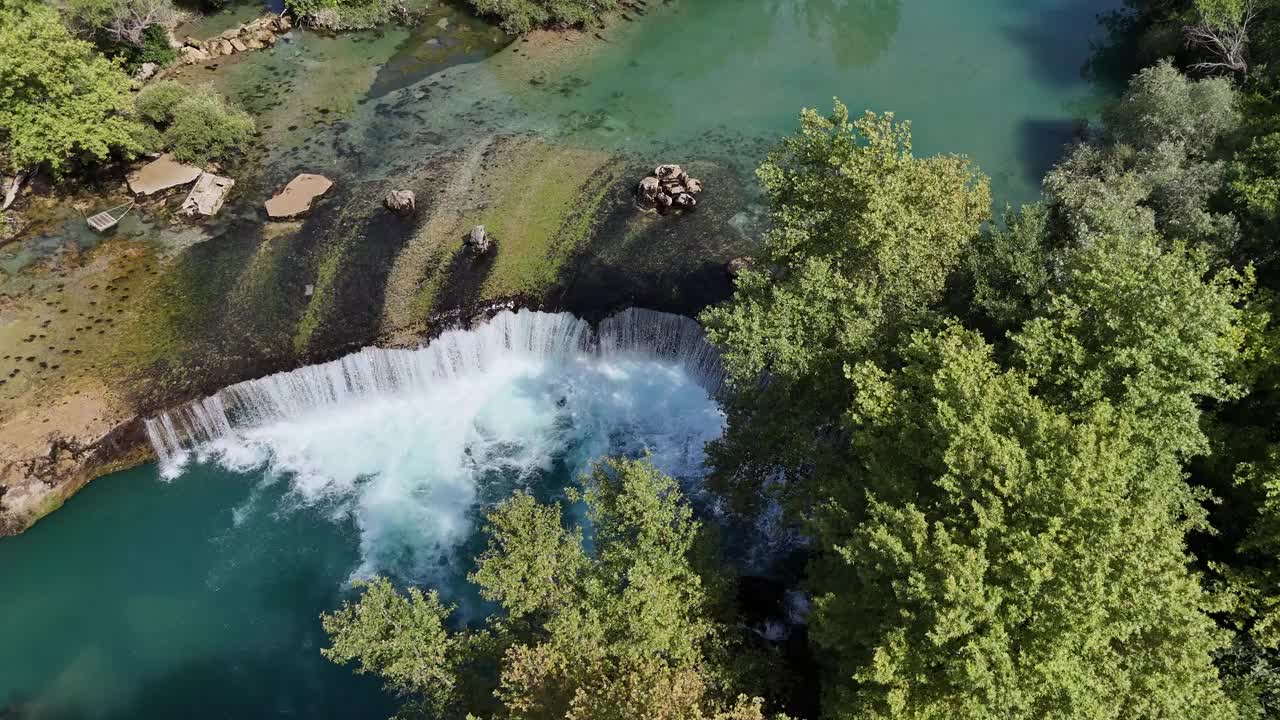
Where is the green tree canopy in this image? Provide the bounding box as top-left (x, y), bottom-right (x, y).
top-left (809, 324), bottom-right (1237, 720)
top-left (700, 100), bottom-right (990, 516)
top-left (323, 458), bottom-right (771, 720)
top-left (0, 1), bottom-right (148, 177)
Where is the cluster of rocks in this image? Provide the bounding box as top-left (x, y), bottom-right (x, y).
top-left (636, 164), bottom-right (703, 212)
top-left (178, 14), bottom-right (292, 63)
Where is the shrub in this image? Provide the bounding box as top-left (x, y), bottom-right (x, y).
top-left (468, 0), bottom-right (617, 34)
top-left (134, 79), bottom-right (187, 123)
top-left (285, 0), bottom-right (401, 30)
top-left (161, 93), bottom-right (254, 164)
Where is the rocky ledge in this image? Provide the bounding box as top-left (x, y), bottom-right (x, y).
top-left (177, 14), bottom-right (292, 63)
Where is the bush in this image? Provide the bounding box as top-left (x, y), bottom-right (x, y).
top-left (136, 82), bottom-right (254, 164)
top-left (285, 0), bottom-right (400, 30)
top-left (468, 0), bottom-right (616, 34)
top-left (134, 79), bottom-right (187, 123)
top-left (161, 93), bottom-right (254, 165)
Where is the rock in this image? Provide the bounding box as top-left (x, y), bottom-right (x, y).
top-left (466, 224), bottom-right (491, 253)
top-left (127, 154), bottom-right (203, 195)
top-left (636, 176), bottom-right (660, 208)
top-left (265, 174), bottom-right (333, 219)
top-left (726, 256), bottom-right (754, 278)
top-left (276, 14), bottom-right (292, 30)
top-left (180, 172), bottom-right (235, 217)
top-left (640, 163), bottom-right (703, 213)
top-left (436, 17), bottom-right (449, 29)
top-left (384, 190), bottom-right (416, 216)
top-left (655, 164), bottom-right (683, 180)
top-left (229, 37), bottom-right (248, 53)
top-left (132, 62), bottom-right (158, 82)
top-left (220, 27), bottom-right (241, 40)
top-left (180, 46), bottom-right (211, 63)
top-left (183, 35), bottom-right (200, 46)
top-left (245, 36), bottom-right (264, 50)
top-left (218, 39), bottom-right (234, 55)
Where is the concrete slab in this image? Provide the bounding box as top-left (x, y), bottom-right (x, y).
top-left (127, 154), bottom-right (202, 196)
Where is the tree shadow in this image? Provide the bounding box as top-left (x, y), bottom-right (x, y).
top-left (1003, 0), bottom-right (1115, 89)
top-left (1015, 117), bottom-right (1085, 192)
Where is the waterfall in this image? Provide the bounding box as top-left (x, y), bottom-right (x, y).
top-left (144, 307), bottom-right (726, 477)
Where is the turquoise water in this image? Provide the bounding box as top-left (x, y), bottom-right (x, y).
top-left (368, 0), bottom-right (1122, 205)
top-left (1, 2), bottom-right (1122, 717)
top-left (0, 463), bottom-right (393, 719)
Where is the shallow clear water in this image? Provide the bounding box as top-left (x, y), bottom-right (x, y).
top-left (359, 0), bottom-right (1122, 204)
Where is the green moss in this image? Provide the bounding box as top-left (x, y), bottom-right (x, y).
top-left (465, 145), bottom-right (617, 299)
top-left (293, 234), bottom-right (351, 355)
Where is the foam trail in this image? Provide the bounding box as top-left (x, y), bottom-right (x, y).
top-left (143, 308), bottom-right (727, 585)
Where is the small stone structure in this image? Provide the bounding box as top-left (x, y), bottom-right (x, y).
top-left (265, 174), bottom-right (333, 219)
top-left (384, 190), bottom-right (416, 216)
top-left (127, 154), bottom-right (202, 196)
top-left (178, 14), bottom-right (292, 64)
top-left (180, 172), bottom-right (235, 217)
top-left (466, 225), bottom-right (491, 254)
top-left (636, 164), bottom-right (703, 213)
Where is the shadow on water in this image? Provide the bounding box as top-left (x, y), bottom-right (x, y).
top-left (1015, 117), bottom-right (1085, 192)
top-left (1002, 0), bottom-right (1118, 89)
top-left (790, 0), bottom-right (901, 70)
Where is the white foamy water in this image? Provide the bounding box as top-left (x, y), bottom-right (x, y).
top-left (144, 308), bottom-right (727, 581)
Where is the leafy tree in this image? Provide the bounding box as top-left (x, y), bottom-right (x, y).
top-left (322, 457), bottom-right (771, 720)
top-left (1013, 229), bottom-right (1250, 456)
top-left (700, 100), bottom-right (989, 515)
top-left (468, 0), bottom-right (617, 35)
top-left (65, 0), bottom-right (183, 50)
top-left (1044, 60), bottom-right (1241, 256)
top-left (0, 1), bottom-right (149, 207)
top-left (963, 202), bottom-right (1055, 334)
top-left (808, 324), bottom-right (1239, 720)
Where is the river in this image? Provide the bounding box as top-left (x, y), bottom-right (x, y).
top-left (0, 1), bottom-right (1122, 717)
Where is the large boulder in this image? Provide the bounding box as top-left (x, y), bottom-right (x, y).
top-left (384, 190), bottom-right (416, 216)
top-left (466, 224), bottom-right (491, 254)
top-left (636, 176), bottom-right (660, 209)
top-left (265, 174), bottom-right (333, 219)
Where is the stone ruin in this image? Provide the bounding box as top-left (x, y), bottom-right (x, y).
top-left (636, 164), bottom-right (703, 213)
top-left (177, 14), bottom-right (292, 64)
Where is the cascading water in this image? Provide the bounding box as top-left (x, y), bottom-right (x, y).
top-left (144, 308), bottom-right (728, 586)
